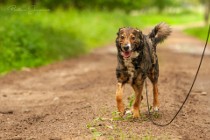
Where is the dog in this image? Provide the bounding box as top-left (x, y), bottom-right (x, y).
top-left (115, 23), bottom-right (171, 118)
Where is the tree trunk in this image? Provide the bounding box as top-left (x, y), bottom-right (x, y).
top-left (31, 0), bottom-right (36, 6)
top-left (204, 0), bottom-right (210, 25)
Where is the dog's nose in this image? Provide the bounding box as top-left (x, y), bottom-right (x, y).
top-left (123, 45), bottom-right (129, 51)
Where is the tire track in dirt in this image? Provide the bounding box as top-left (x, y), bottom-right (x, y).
top-left (0, 27), bottom-right (210, 139)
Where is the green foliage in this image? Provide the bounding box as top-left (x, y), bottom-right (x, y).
top-left (0, 0), bottom-right (196, 12)
top-left (0, 20), bottom-right (49, 73)
top-left (0, 9), bottom-right (85, 74)
top-left (153, 0), bottom-right (175, 13)
top-left (0, 6), bottom-right (203, 74)
top-left (39, 0), bottom-right (71, 9)
top-left (184, 26), bottom-right (210, 42)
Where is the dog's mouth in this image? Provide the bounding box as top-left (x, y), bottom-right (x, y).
top-left (121, 51), bottom-right (132, 58)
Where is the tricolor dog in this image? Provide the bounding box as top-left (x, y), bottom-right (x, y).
top-left (115, 23), bottom-right (171, 118)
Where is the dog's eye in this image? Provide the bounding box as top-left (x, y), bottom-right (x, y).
top-left (120, 35), bottom-right (124, 39)
top-left (131, 36), bottom-right (135, 40)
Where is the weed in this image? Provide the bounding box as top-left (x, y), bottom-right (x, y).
top-left (111, 111), bottom-right (123, 121)
top-left (86, 121), bottom-right (103, 139)
top-left (127, 94), bottom-right (135, 108)
top-left (151, 111), bottom-right (162, 119)
top-left (88, 127), bottom-right (102, 139)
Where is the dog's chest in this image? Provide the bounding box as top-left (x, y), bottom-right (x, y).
top-left (124, 59), bottom-right (135, 83)
top-left (123, 52), bottom-right (139, 84)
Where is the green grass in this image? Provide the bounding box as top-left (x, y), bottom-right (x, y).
top-left (184, 26), bottom-right (210, 42)
top-left (0, 5), bottom-right (203, 74)
top-left (87, 114), bottom-right (166, 139)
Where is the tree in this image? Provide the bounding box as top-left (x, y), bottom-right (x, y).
top-left (31, 0), bottom-right (36, 6)
top-left (204, 0), bottom-right (210, 25)
top-left (152, 0), bottom-right (174, 13)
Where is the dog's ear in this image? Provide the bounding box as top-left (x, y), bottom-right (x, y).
top-left (135, 29), bottom-right (143, 39)
top-left (117, 27), bottom-right (123, 36)
top-left (116, 28), bottom-right (123, 49)
top-left (134, 29), bottom-right (144, 46)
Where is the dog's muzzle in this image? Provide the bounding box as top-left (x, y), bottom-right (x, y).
top-left (123, 45), bottom-right (129, 51)
top-left (121, 44), bottom-right (132, 58)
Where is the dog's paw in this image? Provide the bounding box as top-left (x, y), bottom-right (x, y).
top-left (132, 109), bottom-right (140, 118)
top-left (153, 106), bottom-right (159, 112)
top-left (133, 113), bottom-right (140, 118)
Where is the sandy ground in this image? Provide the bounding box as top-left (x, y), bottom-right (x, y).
top-left (0, 27), bottom-right (210, 140)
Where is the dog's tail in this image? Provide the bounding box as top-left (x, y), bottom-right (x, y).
top-left (149, 22), bottom-right (171, 44)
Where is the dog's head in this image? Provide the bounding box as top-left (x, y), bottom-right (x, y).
top-left (116, 27), bottom-right (143, 58)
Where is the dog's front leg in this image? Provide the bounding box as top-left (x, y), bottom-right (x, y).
top-left (132, 84), bottom-right (143, 118)
top-left (116, 83), bottom-right (125, 116)
top-left (153, 82), bottom-right (159, 111)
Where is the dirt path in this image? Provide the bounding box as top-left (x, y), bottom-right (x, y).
top-left (0, 27), bottom-right (210, 140)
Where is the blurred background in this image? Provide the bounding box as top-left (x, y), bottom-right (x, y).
top-left (0, 0), bottom-right (209, 75)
